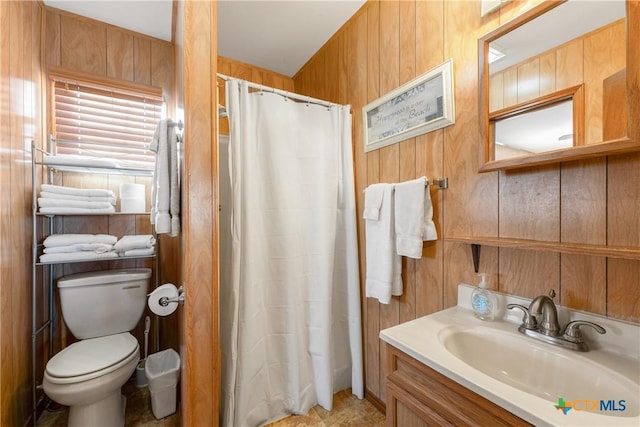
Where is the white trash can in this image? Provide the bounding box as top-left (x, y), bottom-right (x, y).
top-left (144, 348), bottom-right (180, 419)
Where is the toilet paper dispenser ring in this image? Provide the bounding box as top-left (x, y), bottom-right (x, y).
top-left (153, 285), bottom-right (185, 307)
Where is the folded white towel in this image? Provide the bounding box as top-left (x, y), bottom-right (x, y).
top-left (395, 177), bottom-right (427, 259)
top-left (41, 184), bottom-right (116, 199)
top-left (122, 247), bottom-right (155, 257)
top-left (38, 207), bottom-right (116, 215)
top-left (38, 198), bottom-right (114, 210)
top-left (40, 191), bottom-right (116, 205)
top-left (43, 243), bottom-right (114, 254)
top-left (113, 235), bottom-right (156, 253)
top-left (363, 184), bottom-right (385, 221)
top-left (364, 183), bottom-right (402, 304)
top-left (39, 251), bottom-right (118, 263)
top-left (43, 234), bottom-right (118, 248)
top-left (43, 154), bottom-right (120, 169)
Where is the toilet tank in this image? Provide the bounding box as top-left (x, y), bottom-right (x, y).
top-left (57, 268), bottom-right (151, 339)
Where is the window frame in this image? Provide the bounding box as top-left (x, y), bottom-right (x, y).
top-left (47, 66), bottom-right (165, 169)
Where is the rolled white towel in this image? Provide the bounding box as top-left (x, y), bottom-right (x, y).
top-left (39, 251), bottom-right (118, 263)
top-left (39, 207), bottom-right (116, 215)
top-left (43, 243), bottom-right (114, 254)
top-left (122, 247), bottom-right (155, 257)
top-left (43, 234), bottom-right (117, 248)
top-left (113, 235), bottom-right (156, 253)
top-left (41, 184), bottom-right (116, 199)
top-left (40, 191), bottom-right (116, 205)
top-left (38, 198), bottom-right (115, 210)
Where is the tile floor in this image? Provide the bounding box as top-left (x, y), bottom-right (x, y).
top-left (37, 383), bottom-right (384, 426)
top-left (36, 377), bottom-right (180, 427)
top-left (266, 389), bottom-right (385, 427)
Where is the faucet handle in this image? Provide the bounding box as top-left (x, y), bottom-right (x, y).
top-left (507, 304), bottom-right (537, 330)
top-left (562, 320), bottom-right (606, 343)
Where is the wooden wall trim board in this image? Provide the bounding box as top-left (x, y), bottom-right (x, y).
top-left (293, 0), bottom-right (640, 407)
top-left (180, 0), bottom-right (219, 425)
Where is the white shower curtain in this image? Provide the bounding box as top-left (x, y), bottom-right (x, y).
top-left (220, 79), bottom-right (363, 427)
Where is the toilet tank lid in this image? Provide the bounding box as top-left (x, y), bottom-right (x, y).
top-left (57, 268), bottom-right (151, 288)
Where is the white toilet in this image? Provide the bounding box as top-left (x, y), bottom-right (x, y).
top-left (43, 268), bottom-right (151, 427)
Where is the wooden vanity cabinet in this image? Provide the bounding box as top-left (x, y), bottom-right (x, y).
top-left (385, 344), bottom-right (532, 427)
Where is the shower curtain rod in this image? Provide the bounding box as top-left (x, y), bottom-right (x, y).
top-left (217, 73), bottom-right (340, 109)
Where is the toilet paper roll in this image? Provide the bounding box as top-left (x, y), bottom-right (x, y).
top-left (120, 183), bottom-right (145, 198)
top-left (147, 283), bottom-right (179, 316)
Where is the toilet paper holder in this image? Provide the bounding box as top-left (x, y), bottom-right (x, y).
top-left (158, 286), bottom-right (185, 307)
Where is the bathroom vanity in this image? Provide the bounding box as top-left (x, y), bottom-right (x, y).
top-left (380, 285), bottom-right (640, 427)
top-left (385, 343), bottom-right (530, 426)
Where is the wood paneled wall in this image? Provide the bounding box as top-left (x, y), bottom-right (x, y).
top-left (41, 1), bottom-right (178, 399)
top-left (293, 0), bottom-right (640, 405)
top-left (0, 2), bottom-right (42, 425)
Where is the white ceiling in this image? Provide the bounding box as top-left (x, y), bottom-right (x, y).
top-left (43, 1), bottom-right (174, 41)
top-left (43, 0), bottom-right (366, 77)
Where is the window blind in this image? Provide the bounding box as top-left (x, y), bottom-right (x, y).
top-left (51, 73), bottom-right (164, 169)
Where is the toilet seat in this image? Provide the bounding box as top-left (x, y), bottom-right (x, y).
top-left (45, 333), bottom-right (139, 385)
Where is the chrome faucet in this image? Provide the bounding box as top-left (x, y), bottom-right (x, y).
top-left (507, 290), bottom-right (606, 352)
top-left (528, 291), bottom-right (560, 336)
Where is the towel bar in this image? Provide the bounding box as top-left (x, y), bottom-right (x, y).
top-left (427, 178), bottom-right (448, 190)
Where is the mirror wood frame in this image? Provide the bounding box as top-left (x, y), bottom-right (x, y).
top-left (489, 84), bottom-right (584, 159)
top-left (478, 0), bottom-right (639, 172)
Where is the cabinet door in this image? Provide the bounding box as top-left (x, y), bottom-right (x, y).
top-left (385, 344), bottom-right (532, 427)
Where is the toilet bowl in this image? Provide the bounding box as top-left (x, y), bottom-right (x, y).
top-left (43, 334), bottom-right (139, 426)
top-left (42, 269), bottom-right (150, 427)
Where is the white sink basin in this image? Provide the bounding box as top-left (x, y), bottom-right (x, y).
top-left (380, 285), bottom-right (640, 426)
top-left (439, 326), bottom-right (639, 418)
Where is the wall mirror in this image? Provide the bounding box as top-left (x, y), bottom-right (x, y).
top-left (479, 0), bottom-right (639, 171)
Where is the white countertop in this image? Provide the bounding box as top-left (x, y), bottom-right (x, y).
top-left (379, 284), bottom-right (640, 427)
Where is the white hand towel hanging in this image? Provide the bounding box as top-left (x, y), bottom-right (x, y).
top-left (394, 176), bottom-right (437, 259)
top-left (150, 118), bottom-right (180, 236)
top-left (364, 183), bottom-right (402, 304)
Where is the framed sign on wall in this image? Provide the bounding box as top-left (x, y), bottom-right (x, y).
top-left (363, 59), bottom-right (455, 152)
